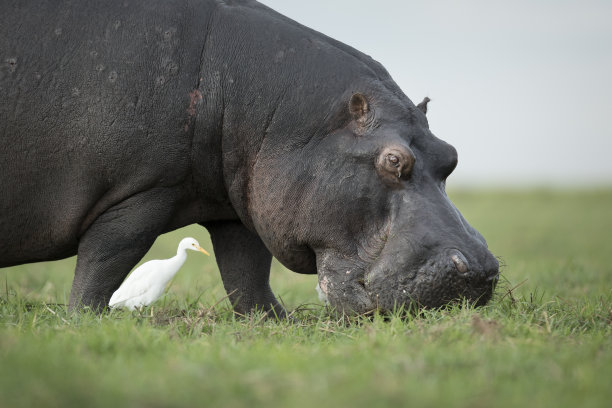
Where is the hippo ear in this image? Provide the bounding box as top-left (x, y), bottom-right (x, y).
top-left (416, 97), bottom-right (430, 114)
top-left (349, 93), bottom-right (370, 123)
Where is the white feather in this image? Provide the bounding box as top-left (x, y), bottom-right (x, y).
top-left (109, 237), bottom-right (209, 310)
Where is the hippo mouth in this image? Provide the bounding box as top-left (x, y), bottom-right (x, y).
top-left (316, 246), bottom-right (499, 314)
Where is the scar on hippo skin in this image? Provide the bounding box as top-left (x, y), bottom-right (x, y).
top-left (187, 89), bottom-right (203, 117)
top-left (6, 57), bottom-right (17, 73)
top-left (184, 89), bottom-right (203, 132)
top-left (417, 97), bottom-right (430, 114)
top-left (349, 92), bottom-right (375, 127)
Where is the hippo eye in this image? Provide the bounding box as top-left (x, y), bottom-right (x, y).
top-left (377, 147), bottom-right (415, 183)
top-left (387, 154), bottom-right (400, 167)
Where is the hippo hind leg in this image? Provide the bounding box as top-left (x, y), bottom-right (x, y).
top-left (69, 189), bottom-right (176, 312)
top-left (204, 221), bottom-right (285, 317)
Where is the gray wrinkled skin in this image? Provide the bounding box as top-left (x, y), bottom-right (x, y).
top-left (0, 0), bottom-right (498, 314)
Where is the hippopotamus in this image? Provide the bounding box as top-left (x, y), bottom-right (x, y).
top-left (0, 0), bottom-right (499, 315)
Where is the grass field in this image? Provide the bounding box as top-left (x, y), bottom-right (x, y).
top-left (1, 190), bottom-right (611, 408)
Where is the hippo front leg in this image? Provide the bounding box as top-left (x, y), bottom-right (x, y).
top-left (205, 221), bottom-right (285, 317)
top-left (69, 189), bottom-right (177, 311)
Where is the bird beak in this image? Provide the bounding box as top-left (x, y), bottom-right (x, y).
top-left (196, 246), bottom-right (210, 256)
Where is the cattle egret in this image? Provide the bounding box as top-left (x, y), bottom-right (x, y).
top-left (109, 237), bottom-right (210, 310)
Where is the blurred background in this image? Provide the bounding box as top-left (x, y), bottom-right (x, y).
top-left (3, 0), bottom-right (611, 308)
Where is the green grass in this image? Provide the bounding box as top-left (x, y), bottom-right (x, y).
top-left (1, 190), bottom-right (611, 408)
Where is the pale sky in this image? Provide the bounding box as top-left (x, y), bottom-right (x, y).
top-left (259, 0), bottom-right (612, 187)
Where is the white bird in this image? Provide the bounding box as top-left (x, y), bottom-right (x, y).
top-left (109, 237), bottom-right (210, 310)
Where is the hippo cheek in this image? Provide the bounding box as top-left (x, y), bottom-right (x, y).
top-left (316, 251), bottom-right (375, 314)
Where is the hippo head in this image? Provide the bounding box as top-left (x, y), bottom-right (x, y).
top-left (245, 89), bottom-right (499, 314)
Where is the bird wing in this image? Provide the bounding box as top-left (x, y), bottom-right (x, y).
top-left (109, 260), bottom-right (164, 307)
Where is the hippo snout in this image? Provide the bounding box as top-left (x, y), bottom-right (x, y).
top-left (409, 247), bottom-right (500, 308)
top-left (448, 248), bottom-right (499, 283)
top-left (360, 246), bottom-right (499, 312)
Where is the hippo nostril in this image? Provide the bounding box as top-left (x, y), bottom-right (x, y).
top-left (486, 272), bottom-right (499, 283)
top-left (484, 255), bottom-right (500, 282)
top-left (485, 265), bottom-right (500, 282)
top-left (450, 251), bottom-right (469, 275)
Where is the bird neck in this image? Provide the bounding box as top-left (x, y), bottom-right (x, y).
top-left (172, 248), bottom-right (188, 267)
top-left (159, 249), bottom-right (188, 281)
top-left (176, 245), bottom-right (189, 259)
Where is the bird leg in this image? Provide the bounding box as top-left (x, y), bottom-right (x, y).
top-left (69, 188), bottom-right (176, 312)
top-left (205, 221), bottom-right (286, 318)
